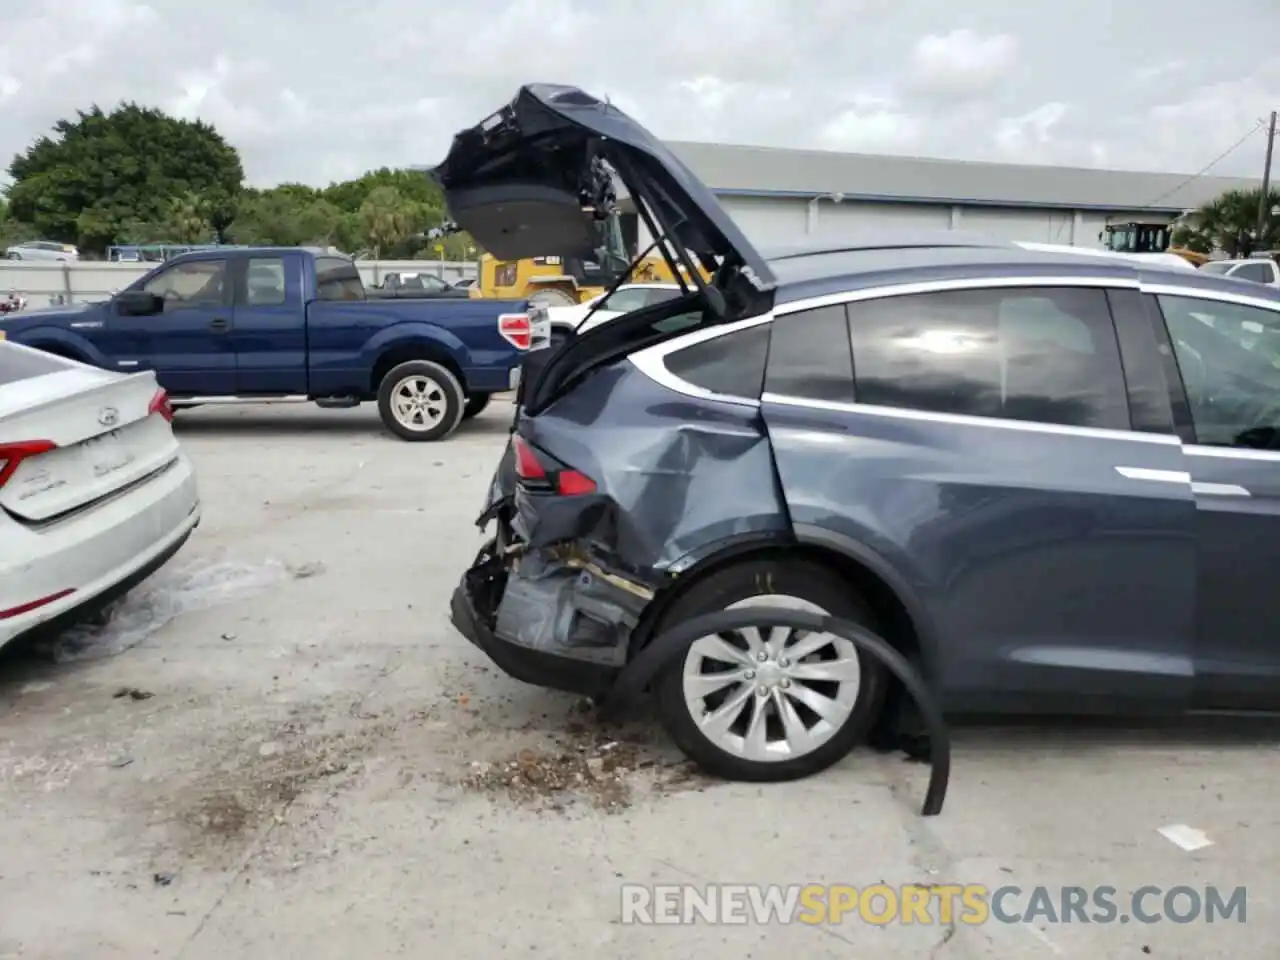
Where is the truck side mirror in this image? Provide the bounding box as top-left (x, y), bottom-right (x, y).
top-left (114, 290), bottom-right (164, 316)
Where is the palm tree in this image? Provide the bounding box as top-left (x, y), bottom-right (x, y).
top-left (1173, 187), bottom-right (1280, 257)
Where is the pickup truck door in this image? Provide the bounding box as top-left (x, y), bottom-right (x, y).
top-left (1144, 285), bottom-right (1280, 711)
top-left (229, 252), bottom-right (307, 394)
top-left (108, 256), bottom-right (236, 396)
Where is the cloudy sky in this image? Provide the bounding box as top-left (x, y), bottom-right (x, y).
top-left (1, 0), bottom-right (1277, 188)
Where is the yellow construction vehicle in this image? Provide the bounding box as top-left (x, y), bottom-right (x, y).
top-left (1100, 220), bottom-right (1209, 267)
top-left (472, 210), bottom-right (707, 305)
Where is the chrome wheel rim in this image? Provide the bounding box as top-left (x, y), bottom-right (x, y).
top-left (681, 595), bottom-right (862, 762)
top-left (391, 375), bottom-right (448, 430)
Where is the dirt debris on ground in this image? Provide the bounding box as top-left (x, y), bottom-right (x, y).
top-left (454, 712), bottom-right (715, 812)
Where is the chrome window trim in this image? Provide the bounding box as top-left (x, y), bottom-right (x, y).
top-left (772, 273), bottom-right (1141, 317)
top-left (626, 274), bottom-right (1280, 450)
top-left (762, 392), bottom-right (1180, 445)
top-left (1143, 283), bottom-right (1280, 313)
top-left (1186, 445), bottom-right (1280, 463)
top-left (627, 312), bottom-right (774, 409)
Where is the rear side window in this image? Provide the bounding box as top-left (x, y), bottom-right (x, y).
top-left (244, 257), bottom-right (286, 306)
top-left (764, 304), bottom-right (855, 403)
top-left (663, 323), bottom-right (770, 399)
top-left (847, 286), bottom-right (1131, 430)
top-left (315, 256), bottom-right (366, 301)
top-left (1230, 262), bottom-right (1274, 284)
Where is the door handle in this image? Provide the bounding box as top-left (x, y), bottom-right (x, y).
top-left (209, 317), bottom-right (229, 332)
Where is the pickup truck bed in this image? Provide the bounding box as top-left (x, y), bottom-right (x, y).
top-left (0, 246), bottom-right (535, 441)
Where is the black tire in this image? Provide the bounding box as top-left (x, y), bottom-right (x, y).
top-left (652, 557), bottom-right (888, 782)
top-left (549, 328), bottom-right (571, 352)
top-left (376, 359), bottom-right (465, 442)
top-left (462, 393), bottom-right (491, 420)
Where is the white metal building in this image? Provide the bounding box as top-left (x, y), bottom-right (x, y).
top-left (631, 141), bottom-right (1261, 251)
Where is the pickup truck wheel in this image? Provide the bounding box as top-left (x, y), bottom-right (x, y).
top-left (463, 394), bottom-right (491, 420)
top-left (377, 360), bottom-right (465, 442)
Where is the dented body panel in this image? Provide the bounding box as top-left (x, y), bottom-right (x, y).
top-left (463, 361), bottom-right (788, 678)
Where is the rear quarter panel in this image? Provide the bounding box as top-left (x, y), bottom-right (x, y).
top-left (518, 362), bottom-right (788, 573)
top-left (305, 297), bottom-right (529, 396)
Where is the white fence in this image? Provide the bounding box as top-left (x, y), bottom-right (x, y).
top-left (0, 259), bottom-right (480, 307)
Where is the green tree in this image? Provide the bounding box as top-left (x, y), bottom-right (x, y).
top-left (6, 103), bottom-right (244, 253)
top-left (229, 186), bottom-right (344, 247)
top-left (358, 185), bottom-right (419, 258)
top-left (1173, 187), bottom-right (1280, 257)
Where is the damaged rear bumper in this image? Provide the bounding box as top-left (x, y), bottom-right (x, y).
top-left (449, 543), bottom-right (654, 698)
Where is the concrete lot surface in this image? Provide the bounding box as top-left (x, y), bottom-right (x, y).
top-left (1, 402), bottom-right (1276, 959)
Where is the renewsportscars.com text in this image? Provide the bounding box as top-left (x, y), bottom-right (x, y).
top-left (620, 883), bottom-right (1247, 926)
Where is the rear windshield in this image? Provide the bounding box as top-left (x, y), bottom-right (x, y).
top-left (0, 344), bottom-right (69, 385)
top-left (1199, 262), bottom-right (1234, 275)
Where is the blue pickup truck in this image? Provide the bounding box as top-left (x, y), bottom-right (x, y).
top-left (0, 246), bottom-right (535, 441)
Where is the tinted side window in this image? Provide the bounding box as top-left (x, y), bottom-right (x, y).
top-left (663, 324), bottom-right (770, 399)
top-left (600, 288), bottom-right (650, 313)
top-left (764, 304), bottom-right (855, 403)
top-left (142, 259), bottom-right (228, 312)
top-left (1230, 262), bottom-right (1273, 284)
top-left (847, 286), bottom-right (1130, 430)
top-left (1157, 294), bottom-right (1280, 449)
top-left (644, 288), bottom-right (682, 308)
top-left (316, 256), bottom-right (365, 301)
top-left (244, 257), bottom-right (286, 306)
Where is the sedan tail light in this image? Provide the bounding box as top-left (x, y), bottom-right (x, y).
top-left (149, 388), bottom-right (174, 422)
top-left (0, 439), bottom-right (57, 491)
top-left (512, 435), bottom-right (597, 496)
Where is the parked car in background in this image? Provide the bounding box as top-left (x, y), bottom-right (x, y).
top-left (368, 272), bottom-right (470, 299)
top-left (0, 339), bottom-right (199, 652)
top-left (440, 83), bottom-right (1280, 784)
top-left (544, 282), bottom-right (683, 344)
top-left (0, 247), bottom-right (536, 442)
top-left (1200, 257), bottom-right (1280, 286)
top-left (5, 241), bottom-right (79, 262)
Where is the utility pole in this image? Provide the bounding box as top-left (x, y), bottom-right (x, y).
top-left (1257, 110), bottom-right (1277, 246)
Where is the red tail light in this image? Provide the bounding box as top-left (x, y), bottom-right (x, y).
top-left (0, 439), bottom-right (57, 491)
top-left (511, 435), bottom-right (597, 496)
top-left (555, 469), bottom-right (597, 496)
top-left (512, 435), bottom-right (546, 480)
top-left (149, 388), bottom-right (174, 422)
top-left (499, 313), bottom-right (533, 350)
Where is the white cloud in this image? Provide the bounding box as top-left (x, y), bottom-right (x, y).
top-left (0, 0), bottom-right (1275, 186)
top-left (907, 29), bottom-right (1020, 100)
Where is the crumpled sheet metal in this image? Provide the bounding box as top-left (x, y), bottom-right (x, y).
top-left (485, 363), bottom-right (788, 574)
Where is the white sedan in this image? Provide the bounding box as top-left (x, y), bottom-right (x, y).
top-left (545, 282), bottom-right (684, 342)
top-left (0, 340), bottom-right (201, 651)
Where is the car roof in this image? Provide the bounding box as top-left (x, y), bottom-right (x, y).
top-left (766, 232), bottom-right (1280, 307)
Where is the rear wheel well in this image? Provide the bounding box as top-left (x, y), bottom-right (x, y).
top-left (639, 543), bottom-right (924, 669)
top-left (371, 343), bottom-right (466, 396)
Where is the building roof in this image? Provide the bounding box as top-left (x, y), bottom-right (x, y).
top-left (667, 140), bottom-right (1262, 214)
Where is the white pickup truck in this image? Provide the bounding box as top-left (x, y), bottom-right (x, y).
top-left (1199, 256), bottom-right (1280, 286)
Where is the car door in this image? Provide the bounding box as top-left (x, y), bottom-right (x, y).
top-left (1142, 283), bottom-right (1280, 710)
top-left (231, 253), bottom-right (305, 394)
top-left (757, 279), bottom-right (1197, 713)
top-left (109, 256), bottom-right (236, 396)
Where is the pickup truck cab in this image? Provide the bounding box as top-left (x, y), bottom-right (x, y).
top-left (0, 247), bottom-right (536, 441)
